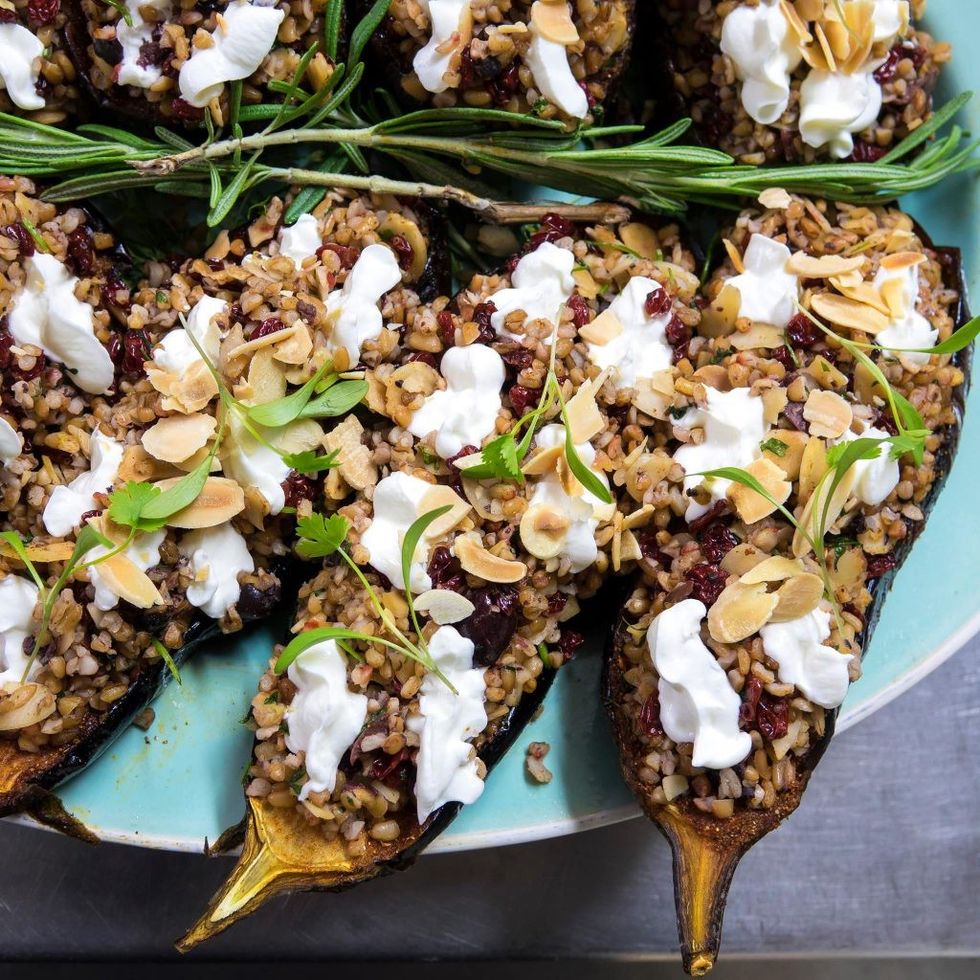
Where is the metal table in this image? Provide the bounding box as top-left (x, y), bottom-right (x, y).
top-left (1, 639), bottom-right (976, 962)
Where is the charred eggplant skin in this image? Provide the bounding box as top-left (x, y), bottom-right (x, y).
top-left (601, 232), bottom-right (970, 976)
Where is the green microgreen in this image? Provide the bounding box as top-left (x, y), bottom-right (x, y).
top-left (760, 437), bottom-right (789, 458)
top-left (102, 0), bottom-right (134, 28)
top-left (20, 216), bottom-right (49, 253)
top-left (151, 638), bottom-right (182, 686)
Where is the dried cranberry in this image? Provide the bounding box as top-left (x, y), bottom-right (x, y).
top-left (873, 46), bottom-right (902, 84)
top-left (0, 325), bottom-right (45, 383)
top-left (865, 553), bottom-right (898, 578)
top-left (783, 401), bottom-right (807, 432)
top-left (27, 0), bottom-right (59, 27)
top-left (4, 222), bottom-right (35, 257)
top-left (699, 522), bottom-right (738, 564)
top-left (500, 345), bottom-right (533, 372)
top-left (505, 253), bottom-right (521, 275)
top-left (0, 7), bottom-right (16, 23)
top-left (368, 747), bottom-right (412, 781)
top-left (116, 330), bottom-right (150, 378)
top-left (445, 443), bottom-right (478, 496)
top-left (546, 592), bottom-right (568, 616)
top-left (739, 675), bottom-right (763, 728)
top-left (317, 242), bottom-right (360, 269)
top-left (94, 37), bottom-right (123, 65)
top-left (687, 501), bottom-right (729, 535)
top-left (237, 582), bottom-right (281, 621)
top-left (106, 270), bottom-right (131, 308)
top-left (905, 44), bottom-right (928, 70)
top-left (508, 383), bottom-right (541, 417)
top-left (578, 80), bottom-right (597, 112)
top-left (137, 39), bottom-right (164, 71)
top-left (281, 473), bottom-right (315, 509)
top-left (873, 408), bottom-right (898, 436)
top-left (645, 288), bottom-right (672, 318)
top-left (66, 226), bottom-right (95, 277)
top-left (472, 301), bottom-right (496, 344)
top-left (786, 312), bottom-right (821, 348)
top-left (437, 310), bottom-right (455, 346)
top-left (636, 530), bottom-right (671, 568)
top-left (427, 545), bottom-right (466, 594)
top-left (170, 97), bottom-right (204, 123)
top-left (408, 351), bottom-right (438, 369)
top-left (771, 345), bottom-right (795, 370)
top-left (526, 212), bottom-right (575, 252)
top-left (457, 587), bottom-right (519, 666)
top-left (228, 303), bottom-right (247, 326)
top-left (0, 326), bottom-right (14, 370)
top-left (487, 62), bottom-right (519, 106)
top-left (389, 234), bottom-right (413, 271)
top-left (567, 293), bottom-right (590, 330)
top-left (756, 693), bottom-right (789, 741)
top-left (686, 563), bottom-right (728, 607)
top-left (665, 314), bottom-right (692, 362)
top-left (250, 316), bottom-right (286, 340)
top-left (557, 628), bottom-right (584, 662)
top-left (639, 690), bottom-right (664, 738)
top-left (849, 140), bottom-right (887, 163)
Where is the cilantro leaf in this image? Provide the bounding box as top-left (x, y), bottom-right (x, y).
top-left (108, 481), bottom-right (164, 531)
top-left (283, 448), bottom-right (340, 474)
top-left (461, 434), bottom-right (522, 482)
top-left (295, 513), bottom-right (349, 559)
top-left (760, 437), bottom-right (788, 458)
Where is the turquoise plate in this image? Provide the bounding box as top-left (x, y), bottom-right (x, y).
top-left (9, 3), bottom-right (979, 853)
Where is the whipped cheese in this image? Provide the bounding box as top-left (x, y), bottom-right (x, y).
top-left (179, 523), bottom-right (254, 619)
top-left (873, 260), bottom-right (937, 369)
top-left (221, 413), bottom-right (289, 516)
top-left (0, 575), bottom-right (40, 684)
top-left (152, 294), bottom-right (225, 374)
top-left (799, 68), bottom-right (882, 159)
top-left (0, 22), bottom-right (45, 111)
top-left (866, 0), bottom-right (910, 43)
top-left (43, 430), bottom-right (124, 537)
top-left (649, 599), bottom-right (752, 770)
top-left (360, 472), bottom-right (438, 592)
top-left (325, 243), bottom-right (402, 364)
top-left (406, 625), bottom-right (489, 823)
top-left (179, 0), bottom-right (285, 108)
top-left (584, 276), bottom-right (673, 389)
top-left (88, 530), bottom-right (166, 611)
top-left (413, 0), bottom-right (469, 94)
top-left (673, 387), bottom-right (768, 522)
top-left (0, 417), bottom-right (23, 467)
top-left (490, 241), bottom-right (575, 340)
top-left (526, 424), bottom-right (612, 573)
top-left (525, 20), bottom-right (589, 119)
top-left (116, 0), bottom-right (173, 89)
top-left (761, 607), bottom-right (853, 709)
top-left (835, 424), bottom-right (899, 506)
top-left (407, 345), bottom-right (505, 458)
top-left (720, 0), bottom-right (802, 125)
top-left (8, 253), bottom-right (115, 395)
top-left (727, 234), bottom-right (799, 328)
top-left (277, 213), bottom-right (321, 267)
top-left (284, 639), bottom-right (368, 801)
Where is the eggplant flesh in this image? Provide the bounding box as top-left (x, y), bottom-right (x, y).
top-left (602, 235), bottom-right (971, 976)
top-left (177, 658), bottom-right (556, 950)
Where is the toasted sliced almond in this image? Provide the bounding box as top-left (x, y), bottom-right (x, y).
top-left (245, 348), bottom-right (288, 406)
top-left (803, 389), bottom-right (852, 439)
top-left (727, 456), bottom-right (791, 525)
top-left (0, 540), bottom-right (74, 564)
top-left (692, 364), bottom-right (731, 393)
top-left (830, 278), bottom-right (890, 316)
top-left (572, 268), bottom-right (598, 299)
top-left (522, 444), bottom-right (563, 477)
top-left (762, 387), bottom-right (788, 424)
top-left (810, 292), bottom-right (889, 334)
top-left (379, 213), bottom-right (428, 281)
top-left (762, 429), bottom-right (808, 481)
top-left (798, 435), bottom-right (828, 504)
top-left (0, 682), bottom-right (56, 732)
top-left (390, 360), bottom-right (441, 396)
top-left (413, 589), bottom-right (475, 625)
top-left (707, 580), bottom-right (779, 644)
top-left (94, 552), bottom-right (164, 609)
top-left (520, 504), bottom-right (571, 561)
top-left (454, 533), bottom-right (527, 584)
top-left (730, 324), bottom-right (786, 350)
top-left (700, 283), bottom-right (740, 338)
top-left (531, 0), bottom-right (579, 45)
top-left (740, 555), bottom-right (806, 585)
top-left (632, 375), bottom-right (673, 420)
top-left (720, 543), bottom-right (768, 577)
top-left (880, 250), bottom-right (926, 272)
top-left (854, 359), bottom-right (887, 407)
top-left (272, 324), bottom-right (313, 366)
top-left (618, 222), bottom-right (661, 260)
top-left (565, 379), bottom-right (604, 444)
top-left (169, 361), bottom-right (221, 414)
top-left (771, 573), bottom-right (824, 621)
top-left (155, 476), bottom-right (245, 529)
top-left (879, 276), bottom-right (909, 321)
top-left (117, 445), bottom-right (177, 484)
top-left (758, 186), bottom-right (793, 209)
top-left (141, 413), bottom-right (217, 464)
top-left (786, 251), bottom-right (865, 278)
top-left (578, 308), bottom-right (623, 346)
top-left (806, 354), bottom-right (848, 391)
top-left (272, 418), bottom-right (324, 456)
top-left (418, 485), bottom-right (471, 539)
top-left (323, 415), bottom-right (377, 491)
top-left (722, 238), bottom-right (745, 274)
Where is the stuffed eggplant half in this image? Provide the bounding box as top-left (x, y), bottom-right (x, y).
top-left (179, 211), bottom-right (702, 947)
top-left (361, 0), bottom-right (636, 122)
top-left (602, 196), bottom-right (969, 974)
top-left (657, 0), bottom-right (949, 163)
top-left (63, 0), bottom-right (342, 126)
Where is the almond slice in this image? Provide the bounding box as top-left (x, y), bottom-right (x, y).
top-left (720, 543), bottom-right (768, 577)
top-left (771, 573), bottom-right (824, 622)
top-left (829, 278), bottom-right (890, 316)
top-left (707, 580), bottom-right (779, 644)
top-left (93, 552), bottom-right (164, 609)
top-left (272, 324), bottom-right (313, 366)
top-left (117, 445), bottom-right (177, 483)
top-left (141, 413), bottom-right (217, 464)
top-left (520, 504), bottom-right (572, 561)
top-left (802, 389), bottom-right (852, 439)
top-left (699, 283), bottom-right (740, 338)
top-left (880, 251), bottom-right (926, 272)
top-left (798, 435), bottom-right (828, 504)
top-left (758, 186), bottom-right (793, 209)
top-left (618, 222), bottom-right (661, 260)
top-left (521, 444), bottom-right (563, 477)
top-left (778, 0), bottom-right (811, 43)
top-left (454, 533), bottom-right (527, 584)
top-left (578, 308), bottom-right (623, 346)
top-left (0, 540), bottom-right (74, 564)
top-left (806, 354), bottom-right (849, 391)
top-left (154, 476), bottom-right (245, 529)
top-left (379, 213), bottom-right (428, 282)
top-left (565, 379), bottom-right (604, 444)
top-left (0, 682), bottom-right (56, 732)
top-left (740, 555), bottom-right (806, 585)
top-left (530, 0), bottom-right (579, 45)
top-left (809, 292), bottom-right (889, 335)
top-left (226, 324), bottom-right (301, 363)
top-left (572, 268), bottom-right (598, 300)
top-left (418, 484), bottom-right (471, 539)
top-left (413, 588), bottom-right (475, 625)
top-left (244, 348), bottom-right (288, 406)
top-left (879, 276), bottom-right (909, 321)
top-left (785, 252), bottom-right (865, 278)
top-left (762, 429), bottom-right (808, 481)
top-left (272, 418), bottom-right (324, 455)
top-left (323, 415), bottom-right (376, 491)
top-left (722, 238), bottom-right (745, 274)
top-left (730, 324), bottom-right (786, 350)
top-left (762, 387), bottom-right (788, 424)
top-left (727, 456), bottom-right (791, 525)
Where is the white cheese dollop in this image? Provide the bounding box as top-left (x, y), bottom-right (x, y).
top-left (865, 0), bottom-right (909, 44)
top-left (584, 276), bottom-right (673, 389)
top-left (407, 345), bottom-right (506, 459)
top-left (179, 0), bottom-right (285, 108)
top-left (88, 530), bottom-right (166, 612)
top-left (525, 23), bottom-right (589, 119)
top-left (649, 598), bottom-right (752, 770)
top-left (179, 523), bottom-right (255, 619)
top-left (873, 260), bottom-right (937, 369)
top-left (727, 234), bottom-right (799, 328)
top-left (413, 0), bottom-right (469, 94)
top-left (835, 424), bottom-right (900, 506)
top-left (42, 430), bottom-right (124, 538)
top-left (284, 639), bottom-right (368, 801)
top-left (116, 0), bottom-right (173, 89)
top-left (490, 241), bottom-right (575, 340)
top-left (673, 387), bottom-right (768, 522)
top-left (761, 607), bottom-right (853, 709)
top-left (152, 294), bottom-right (225, 374)
top-left (406, 625), bottom-right (489, 823)
top-left (221, 413), bottom-right (289, 517)
top-left (526, 424), bottom-right (612, 573)
top-left (720, 0), bottom-right (802, 125)
top-left (0, 22), bottom-right (45, 111)
top-left (0, 417), bottom-right (23, 467)
top-left (0, 575), bottom-right (40, 684)
top-left (325, 243), bottom-right (402, 364)
top-left (799, 68), bottom-right (882, 159)
top-left (277, 213), bottom-right (322, 267)
top-left (360, 471), bottom-right (437, 593)
top-left (8, 253), bottom-right (115, 395)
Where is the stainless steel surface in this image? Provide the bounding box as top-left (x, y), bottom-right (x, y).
top-left (0, 639), bottom-right (976, 960)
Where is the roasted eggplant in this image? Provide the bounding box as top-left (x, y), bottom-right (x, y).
top-left (602, 200), bottom-right (970, 974)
